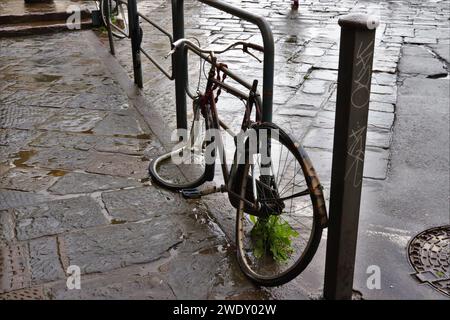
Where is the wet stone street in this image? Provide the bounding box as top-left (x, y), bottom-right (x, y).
top-left (0, 31), bottom-right (271, 299)
top-left (1, 0), bottom-right (449, 300)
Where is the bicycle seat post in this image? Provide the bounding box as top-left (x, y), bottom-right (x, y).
top-left (205, 55), bottom-right (217, 88)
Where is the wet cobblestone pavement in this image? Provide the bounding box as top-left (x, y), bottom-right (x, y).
top-left (1, 0), bottom-right (449, 299)
top-left (0, 31), bottom-right (271, 299)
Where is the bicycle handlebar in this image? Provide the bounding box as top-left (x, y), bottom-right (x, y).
top-left (166, 38), bottom-right (264, 62)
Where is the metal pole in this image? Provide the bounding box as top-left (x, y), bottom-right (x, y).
top-left (323, 13), bottom-right (379, 300)
top-left (128, 0), bottom-right (143, 88)
top-left (105, 0), bottom-right (115, 56)
top-left (171, 0), bottom-right (188, 130)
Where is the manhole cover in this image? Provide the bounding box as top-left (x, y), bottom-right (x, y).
top-left (408, 225), bottom-right (450, 297)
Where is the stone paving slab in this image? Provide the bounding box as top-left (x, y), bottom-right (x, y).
top-left (14, 196), bottom-right (108, 241)
top-left (85, 152), bottom-right (149, 178)
top-left (48, 172), bottom-right (141, 195)
top-left (46, 269), bottom-right (176, 300)
top-left (61, 218), bottom-right (183, 274)
top-left (0, 190), bottom-right (51, 210)
top-left (0, 168), bottom-right (58, 192)
top-left (101, 187), bottom-right (186, 222)
top-left (29, 237), bottom-right (66, 284)
top-left (1, 105), bottom-right (59, 130)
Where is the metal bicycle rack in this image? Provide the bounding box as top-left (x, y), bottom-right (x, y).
top-left (104, 0), bottom-right (275, 130)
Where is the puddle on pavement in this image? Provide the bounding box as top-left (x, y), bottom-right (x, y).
top-left (47, 169), bottom-right (67, 177)
top-left (111, 218), bottom-right (127, 225)
top-left (110, 133), bottom-right (151, 140)
top-left (135, 133), bottom-right (151, 140)
top-left (208, 247), bottom-right (275, 300)
top-left (225, 290), bottom-right (272, 300)
top-left (12, 150), bottom-right (37, 169)
top-left (426, 72), bottom-right (449, 79)
top-left (194, 244), bottom-right (228, 255)
top-left (285, 35), bottom-right (298, 43)
top-left (32, 74), bottom-right (62, 83)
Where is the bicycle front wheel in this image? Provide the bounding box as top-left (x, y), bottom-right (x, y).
top-left (101, 0), bottom-right (129, 39)
top-left (235, 123), bottom-right (327, 286)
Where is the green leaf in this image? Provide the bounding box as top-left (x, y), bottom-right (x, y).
top-left (250, 214), bottom-right (299, 263)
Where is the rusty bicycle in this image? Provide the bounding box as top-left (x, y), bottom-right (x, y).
top-left (148, 38), bottom-right (328, 286)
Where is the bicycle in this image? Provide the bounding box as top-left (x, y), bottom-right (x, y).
top-left (148, 39), bottom-right (328, 286)
top-left (95, 0), bottom-right (129, 39)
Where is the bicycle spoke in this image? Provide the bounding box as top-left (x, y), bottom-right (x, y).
top-left (279, 178), bottom-right (307, 197)
top-left (278, 168), bottom-right (305, 195)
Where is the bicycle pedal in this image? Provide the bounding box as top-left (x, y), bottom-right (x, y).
top-left (181, 188), bottom-right (202, 199)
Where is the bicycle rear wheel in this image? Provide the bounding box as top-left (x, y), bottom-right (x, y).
top-left (235, 123), bottom-right (327, 286)
top-left (148, 99), bottom-right (215, 191)
top-left (101, 0), bottom-right (129, 39)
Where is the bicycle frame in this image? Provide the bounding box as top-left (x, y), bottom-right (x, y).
top-left (193, 58), bottom-right (265, 212)
top-left (182, 43), bottom-right (263, 106)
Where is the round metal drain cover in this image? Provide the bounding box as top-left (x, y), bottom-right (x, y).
top-left (408, 225), bottom-right (450, 297)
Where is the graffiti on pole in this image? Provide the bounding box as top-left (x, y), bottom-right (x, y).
top-left (351, 40), bottom-right (374, 109)
top-left (345, 123), bottom-right (366, 188)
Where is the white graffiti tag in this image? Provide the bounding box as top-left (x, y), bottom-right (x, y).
top-left (351, 40), bottom-right (374, 109)
top-left (345, 124), bottom-right (366, 187)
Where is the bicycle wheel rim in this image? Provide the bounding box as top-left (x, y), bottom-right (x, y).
top-left (236, 123), bottom-right (325, 286)
top-left (101, 0), bottom-right (129, 38)
top-left (148, 103), bottom-right (213, 191)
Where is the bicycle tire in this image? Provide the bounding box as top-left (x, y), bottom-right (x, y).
top-left (101, 0), bottom-right (127, 39)
top-left (235, 122), bottom-right (327, 287)
top-left (148, 100), bottom-right (216, 191)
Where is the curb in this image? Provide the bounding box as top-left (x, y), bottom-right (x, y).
top-left (0, 10), bottom-right (93, 38)
top-left (0, 10), bottom-right (91, 24)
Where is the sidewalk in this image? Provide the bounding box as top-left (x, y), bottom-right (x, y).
top-left (0, 30), bottom-right (277, 299)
